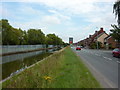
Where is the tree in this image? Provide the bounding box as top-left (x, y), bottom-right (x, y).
top-left (90, 41), bottom-right (102, 49)
top-left (1, 19), bottom-right (64, 45)
top-left (1, 19), bottom-right (22, 45)
top-left (111, 1), bottom-right (120, 48)
top-left (46, 34), bottom-right (57, 45)
top-left (46, 34), bottom-right (63, 45)
top-left (63, 42), bottom-right (69, 47)
top-left (22, 30), bottom-right (28, 45)
top-left (113, 1), bottom-right (120, 27)
top-left (27, 29), bottom-right (45, 45)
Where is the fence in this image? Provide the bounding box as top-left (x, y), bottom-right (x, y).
top-left (2, 45), bottom-right (46, 54)
top-left (1, 45), bottom-right (59, 55)
top-left (1, 45), bottom-right (58, 64)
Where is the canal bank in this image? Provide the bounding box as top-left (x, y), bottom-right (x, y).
top-left (2, 47), bottom-right (101, 88)
top-left (2, 52), bottom-right (52, 81)
top-left (1, 45), bottom-right (62, 81)
top-left (1, 45), bottom-right (60, 64)
top-left (1, 46), bottom-right (63, 84)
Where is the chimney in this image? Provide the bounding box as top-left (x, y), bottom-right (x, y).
top-left (89, 35), bottom-right (92, 38)
top-left (100, 27), bottom-right (103, 31)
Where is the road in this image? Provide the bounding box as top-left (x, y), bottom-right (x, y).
top-left (71, 47), bottom-right (119, 88)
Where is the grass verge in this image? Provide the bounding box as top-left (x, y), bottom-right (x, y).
top-left (2, 47), bottom-right (101, 88)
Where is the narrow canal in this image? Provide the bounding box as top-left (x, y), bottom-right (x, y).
top-left (1, 49), bottom-right (56, 81)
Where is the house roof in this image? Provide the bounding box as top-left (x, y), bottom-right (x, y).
top-left (94, 32), bottom-right (108, 39)
top-left (104, 35), bottom-right (111, 40)
top-left (90, 28), bottom-right (108, 41)
top-left (76, 28), bottom-right (108, 44)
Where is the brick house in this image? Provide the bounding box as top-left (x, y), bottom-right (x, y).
top-left (104, 35), bottom-right (118, 49)
top-left (77, 27), bottom-right (108, 48)
top-left (89, 28), bottom-right (108, 48)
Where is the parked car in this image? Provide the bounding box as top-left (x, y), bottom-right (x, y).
top-left (112, 48), bottom-right (120, 58)
top-left (76, 46), bottom-right (81, 50)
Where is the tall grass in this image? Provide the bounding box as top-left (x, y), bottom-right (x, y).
top-left (2, 47), bottom-right (101, 88)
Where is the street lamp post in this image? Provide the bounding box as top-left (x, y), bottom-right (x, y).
top-left (96, 27), bottom-right (99, 49)
top-left (96, 31), bottom-right (99, 49)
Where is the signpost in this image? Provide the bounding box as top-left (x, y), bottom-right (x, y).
top-left (69, 37), bottom-right (73, 46)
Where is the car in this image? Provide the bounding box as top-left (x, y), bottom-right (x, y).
top-left (76, 46), bottom-right (81, 50)
top-left (112, 48), bottom-right (120, 58)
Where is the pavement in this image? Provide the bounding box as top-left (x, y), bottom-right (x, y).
top-left (71, 47), bottom-right (120, 88)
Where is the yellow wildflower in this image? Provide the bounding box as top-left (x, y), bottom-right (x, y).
top-left (43, 76), bottom-right (52, 80)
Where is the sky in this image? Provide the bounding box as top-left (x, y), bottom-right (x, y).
top-left (0, 0), bottom-right (118, 43)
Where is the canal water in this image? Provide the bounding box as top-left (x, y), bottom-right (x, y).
top-left (1, 49), bottom-right (56, 81)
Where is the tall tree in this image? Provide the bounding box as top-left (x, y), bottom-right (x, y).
top-left (27, 29), bottom-right (45, 45)
top-left (22, 30), bottom-right (28, 45)
top-left (1, 19), bottom-right (22, 45)
top-left (1, 19), bottom-right (64, 45)
top-left (111, 1), bottom-right (120, 48)
top-left (113, 0), bottom-right (120, 27)
top-left (46, 34), bottom-right (63, 45)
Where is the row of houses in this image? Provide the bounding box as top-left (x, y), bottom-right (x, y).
top-left (76, 27), bottom-right (118, 49)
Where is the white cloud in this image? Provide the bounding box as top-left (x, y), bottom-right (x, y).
top-left (19, 6), bottom-right (43, 15)
top-left (1, 0), bottom-right (116, 2)
top-left (36, 0), bottom-right (96, 15)
top-left (2, 0), bottom-right (117, 43)
top-left (41, 15), bottom-right (61, 25)
top-left (0, 6), bottom-right (11, 19)
top-left (9, 19), bottom-right (53, 36)
top-left (48, 10), bottom-right (71, 20)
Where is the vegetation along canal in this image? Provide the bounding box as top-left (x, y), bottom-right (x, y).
top-left (1, 50), bottom-right (53, 81)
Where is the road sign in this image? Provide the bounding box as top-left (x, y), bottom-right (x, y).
top-left (69, 37), bottom-right (73, 44)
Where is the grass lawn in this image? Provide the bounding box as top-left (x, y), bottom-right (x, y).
top-left (2, 47), bottom-right (101, 88)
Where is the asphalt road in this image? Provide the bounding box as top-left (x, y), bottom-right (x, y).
top-left (71, 47), bottom-right (120, 88)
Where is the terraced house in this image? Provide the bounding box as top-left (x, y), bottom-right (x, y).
top-left (92, 28), bottom-right (108, 48)
top-left (104, 35), bottom-right (118, 49)
top-left (78, 28), bottom-right (108, 49)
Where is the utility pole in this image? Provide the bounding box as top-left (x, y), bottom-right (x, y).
top-left (96, 27), bottom-right (99, 49)
top-left (96, 31), bottom-right (99, 49)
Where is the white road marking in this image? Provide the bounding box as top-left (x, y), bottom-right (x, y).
top-left (77, 49), bottom-right (113, 61)
top-left (117, 61), bottom-right (120, 63)
top-left (103, 56), bottom-right (108, 59)
top-left (107, 58), bottom-right (112, 61)
top-left (80, 56), bottom-right (117, 88)
top-left (103, 56), bottom-right (112, 61)
top-left (95, 54), bottom-right (101, 56)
